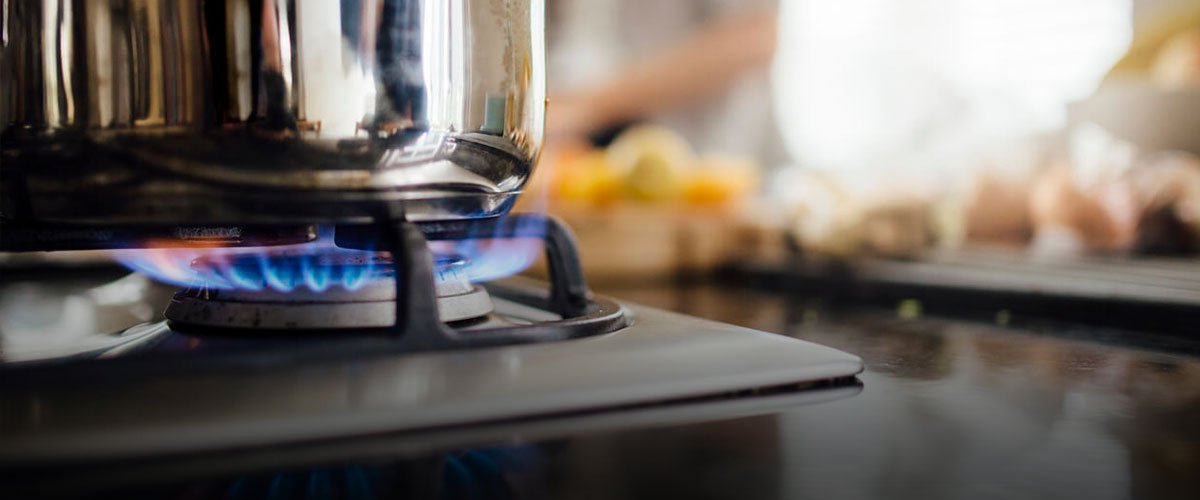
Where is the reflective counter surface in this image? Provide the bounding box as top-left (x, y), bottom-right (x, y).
top-left (1, 273), bottom-right (1197, 500)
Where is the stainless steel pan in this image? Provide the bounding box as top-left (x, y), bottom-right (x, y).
top-left (1, 0), bottom-right (545, 225)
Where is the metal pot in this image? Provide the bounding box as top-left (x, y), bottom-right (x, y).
top-left (1, 0), bottom-right (546, 225)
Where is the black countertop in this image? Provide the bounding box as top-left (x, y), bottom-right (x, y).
top-left (6, 277), bottom-right (1200, 499)
top-left (588, 284), bottom-right (1200, 500)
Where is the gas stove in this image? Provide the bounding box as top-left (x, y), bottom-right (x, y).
top-left (0, 214), bottom-right (862, 470)
top-left (0, 1), bottom-right (863, 494)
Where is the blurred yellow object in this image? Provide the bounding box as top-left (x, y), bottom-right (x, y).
top-left (1108, 5), bottom-right (1200, 79)
top-left (543, 125), bottom-right (763, 209)
top-left (683, 154), bottom-right (760, 206)
top-left (1153, 29), bottom-right (1200, 87)
top-left (553, 150), bottom-right (623, 206)
top-left (607, 125), bottom-right (694, 202)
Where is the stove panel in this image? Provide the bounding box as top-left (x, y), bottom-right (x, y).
top-left (0, 297), bottom-right (861, 462)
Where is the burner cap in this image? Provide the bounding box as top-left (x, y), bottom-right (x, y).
top-left (165, 254), bottom-right (493, 330)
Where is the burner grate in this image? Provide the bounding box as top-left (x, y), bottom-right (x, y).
top-left (0, 213), bottom-right (631, 377)
top-left (367, 213), bottom-right (601, 350)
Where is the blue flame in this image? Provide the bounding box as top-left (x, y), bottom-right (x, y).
top-left (113, 203), bottom-right (551, 293)
top-left (111, 231), bottom-right (385, 293)
top-left (436, 237), bottom-right (543, 284)
top-left (300, 255), bottom-right (332, 292)
top-left (434, 206), bottom-right (549, 284)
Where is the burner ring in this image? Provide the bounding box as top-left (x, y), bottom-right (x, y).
top-left (165, 284), bottom-right (494, 330)
top-left (167, 253), bottom-right (493, 330)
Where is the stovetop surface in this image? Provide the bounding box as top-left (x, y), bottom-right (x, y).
top-left (2, 273), bottom-right (1198, 499)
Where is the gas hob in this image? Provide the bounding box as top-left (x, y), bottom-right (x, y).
top-left (0, 214), bottom-right (862, 468)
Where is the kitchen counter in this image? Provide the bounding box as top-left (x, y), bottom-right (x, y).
top-left (580, 283), bottom-right (1200, 500)
top-left (8, 278), bottom-right (1200, 499)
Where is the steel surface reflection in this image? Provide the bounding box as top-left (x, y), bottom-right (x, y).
top-left (0, 0), bottom-right (546, 224)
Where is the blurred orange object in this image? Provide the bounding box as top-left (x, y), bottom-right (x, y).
top-left (514, 139), bottom-right (590, 210)
top-left (963, 169), bottom-right (1035, 246)
top-left (553, 151), bottom-right (624, 206)
top-left (683, 155), bottom-right (760, 207)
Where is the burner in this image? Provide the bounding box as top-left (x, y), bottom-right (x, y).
top-left (165, 254), bottom-right (494, 329)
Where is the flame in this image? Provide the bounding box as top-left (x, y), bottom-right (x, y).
top-left (111, 230), bottom-right (382, 293)
top-left (436, 237), bottom-right (543, 283)
top-left (112, 247), bottom-right (385, 293)
top-left (439, 191), bottom-right (550, 283)
top-left (113, 210), bottom-right (549, 292)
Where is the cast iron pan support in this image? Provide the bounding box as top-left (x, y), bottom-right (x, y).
top-left (411, 214), bottom-right (593, 318)
top-left (377, 217), bottom-right (458, 349)
top-left (540, 216), bottom-right (593, 317)
top-left (372, 212), bottom-right (595, 348)
top-left (0, 213), bottom-right (623, 379)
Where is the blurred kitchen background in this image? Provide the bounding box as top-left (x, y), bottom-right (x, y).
top-left (512, 0), bottom-right (1200, 330)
